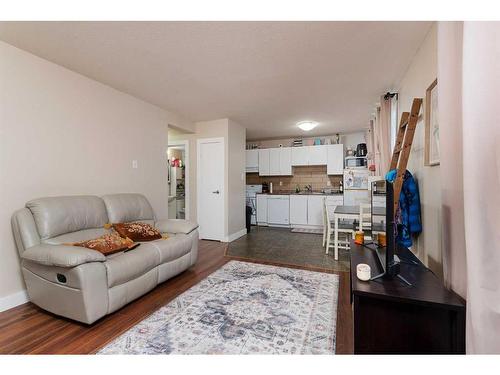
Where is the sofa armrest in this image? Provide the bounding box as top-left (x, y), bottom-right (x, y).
top-left (22, 244), bottom-right (106, 268)
top-left (155, 219), bottom-right (199, 235)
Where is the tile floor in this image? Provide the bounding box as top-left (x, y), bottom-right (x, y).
top-left (226, 226), bottom-right (350, 272)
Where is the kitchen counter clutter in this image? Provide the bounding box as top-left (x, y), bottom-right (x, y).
top-left (256, 192), bottom-right (343, 228)
top-left (256, 191), bottom-right (343, 196)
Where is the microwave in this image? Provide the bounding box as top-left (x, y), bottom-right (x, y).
top-left (345, 157), bottom-right (367, 168)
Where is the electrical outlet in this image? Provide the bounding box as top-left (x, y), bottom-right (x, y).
top-left (132, 160), bottom-right (138, 169)
top-left (279, 181), bottom-right (283, 186)
top-left (326, 180), bottom-right (331, 186)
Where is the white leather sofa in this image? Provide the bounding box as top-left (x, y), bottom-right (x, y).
top-left (11, 193), bottom-right (199, 324)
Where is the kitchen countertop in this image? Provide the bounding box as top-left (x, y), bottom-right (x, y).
top-left (256, 191), bottom-right (343, 196)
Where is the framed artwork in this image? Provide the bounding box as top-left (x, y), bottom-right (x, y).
top-left (425, 79), bottom-right (439, 166)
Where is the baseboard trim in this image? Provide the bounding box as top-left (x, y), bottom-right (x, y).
top-left (0, 290), bottom-right (29, 312)
top-left (223, 228), bottom-right (247, 243)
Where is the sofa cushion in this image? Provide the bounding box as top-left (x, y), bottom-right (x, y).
top-left (147, 234), bottom-right (192, 264)
top-left (104, 244), bottom-right (159, 288)
top-left (113, 222), bottom-right (162, 242)
top-left (71, 231), bottom-right (137, 256)
top-left (102, 193), bottom-right (155, 223)
top-left (26, 196), bottom-right (108, 240)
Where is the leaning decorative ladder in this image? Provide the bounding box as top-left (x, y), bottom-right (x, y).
top-left (389, 97), bottom-right (423, 214)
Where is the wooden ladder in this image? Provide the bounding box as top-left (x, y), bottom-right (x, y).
top-left (389, 97), bottom-right (423, 214)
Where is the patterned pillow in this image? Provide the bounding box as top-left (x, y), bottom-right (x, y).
top-left (70, 231), bottom-right (138, 256)
top-left (113, 222), bottom-right (162, 242)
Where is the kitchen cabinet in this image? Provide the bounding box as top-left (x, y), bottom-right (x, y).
top-left (245, 149), bottom-right (259, 173)
top-left (291, 146), bottom-right (309, 166)
top-left (307, 195), bottom-right (324, 226)
top-left (327, 144), bottom-right (344, 175)
top-left (258, 149), bottom-right (270, 176)
top-left (307, 145), bottom-right (328, 165)
top-left (289, 195), bottom-right (308, 225)
top-left (256, 194), bottom-right (268, 223)
top-left (279, 147), bottom-right (292, 175)
top-left (269, 148), bottom-right (281, 175)
top-left (267, 195), bottom-right (290, 225)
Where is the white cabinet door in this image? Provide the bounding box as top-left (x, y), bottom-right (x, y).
top-left (256, 195), bottom-right (268, 223)
top-left (307, 195), bottom-right (324, 226)
top-left (269, 148), bottom-right (281, 175)
top-left (245, 149), bottom-right (259, 172)
top-left (289, 195), bottom-right (308, 225)
top-left (327, 144), bottom-right (344, 175)
top-left (279, 147), bottom-right (292, 175)
top-left (267, 196), bottom-right (290, 225)
top-left (291, 146), bottom-right (309, 166)
top-left (308, 145), bottom-right (328, 165)
top-left (258, 149), bottom-right (270, 176)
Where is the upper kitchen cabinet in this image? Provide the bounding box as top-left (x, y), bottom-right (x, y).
top-left (279, 147), bottom-right (292, 175)
top-left (245, 149), bottom-right (259, 173)
top-left (258, 149), bottom-right (270, 176)
top-left (291, 146), bottom-right (309, 166)
top-left (259, 147), bottom-right (292, 176)
top-left (327, 144), bottom-right (344, 175)
top-left (308, 145), bottom-right (328, 165)
top-left (269, 148), bottom-right (281, 175)
top-left (291, 145), bottom-right (328, 166)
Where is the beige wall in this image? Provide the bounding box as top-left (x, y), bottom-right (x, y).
top-left (170, 118), bottom-right (246, 240)
top-left (227, 120), bottom-right (246, 236)
top-left (396, 24), bottom-right (442, 277)
top-left (0, 42), bottom-right (191, 305)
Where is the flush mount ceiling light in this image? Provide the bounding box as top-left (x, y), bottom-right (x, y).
top-left (297, 121), bottom-right (318, 131)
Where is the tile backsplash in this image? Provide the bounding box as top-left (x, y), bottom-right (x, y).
top-left (246, 166), bottom-right (342, 192)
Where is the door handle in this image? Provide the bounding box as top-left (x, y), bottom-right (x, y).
top-left (212, 190), bottom-right (220, 194)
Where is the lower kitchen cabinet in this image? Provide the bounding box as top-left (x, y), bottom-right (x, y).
top-left (307, 195), bottom-right (324, 226)
top-left (289, 195), bottom-right (308, 225)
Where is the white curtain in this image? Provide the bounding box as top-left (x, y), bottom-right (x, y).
top-left (373, 96), bottom-right (393, 176)
top-left (438, 21), bottom-right (500, 354)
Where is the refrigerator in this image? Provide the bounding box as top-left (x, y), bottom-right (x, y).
top-left (343, 168), bottom-right (371, 206)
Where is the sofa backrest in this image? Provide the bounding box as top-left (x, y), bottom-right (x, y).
top-left (102, 193), bottom-right (155, 224)
top-left (25, 196), bottom-right (109, 241)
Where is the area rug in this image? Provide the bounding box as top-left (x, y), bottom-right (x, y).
top-left (98, 261), bottom-right (339, 354)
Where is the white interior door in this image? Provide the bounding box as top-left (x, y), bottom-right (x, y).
top-left (197, 138), bottom-right (225, 240)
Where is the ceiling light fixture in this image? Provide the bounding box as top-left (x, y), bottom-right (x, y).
top-left (297, 121), bottom-right (318, 131)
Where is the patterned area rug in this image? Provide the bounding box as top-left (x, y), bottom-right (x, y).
top-left (98, 261), bottom-right (339, 354)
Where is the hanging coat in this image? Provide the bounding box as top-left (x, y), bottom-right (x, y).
top-left (385, 169), bottom-right (422, 247)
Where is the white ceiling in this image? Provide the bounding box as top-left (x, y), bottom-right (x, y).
top-left (0, 21), bottom-right (432, 140)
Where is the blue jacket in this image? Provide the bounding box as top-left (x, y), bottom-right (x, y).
top-left (385, 169), bottom-right (422, 247)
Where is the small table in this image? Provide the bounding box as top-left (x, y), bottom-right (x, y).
top-left (350, 241), bottom-right (465, 353)
top-left (333, 205), bottom-right (385, 260)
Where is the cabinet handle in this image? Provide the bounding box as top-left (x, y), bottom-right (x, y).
top-left (212, 190), bottom-right (220, 194)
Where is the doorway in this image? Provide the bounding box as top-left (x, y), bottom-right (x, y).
top-left (197, 137), bottom-right (225, 241)
top-left (167, 140), bottom-right (189, 220)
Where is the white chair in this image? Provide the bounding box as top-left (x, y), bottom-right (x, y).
top-left (324, 198), bottom-right (354, 255)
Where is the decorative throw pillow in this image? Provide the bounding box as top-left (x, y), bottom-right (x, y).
top-left (69, 231), bottom-right (138, 256)
top-left (112, 222), bottom-right (162, 242)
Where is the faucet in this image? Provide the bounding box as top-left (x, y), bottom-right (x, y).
top-left (305, 184), bottom-right (312, 193)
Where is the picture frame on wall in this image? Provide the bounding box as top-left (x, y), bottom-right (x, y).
top-left (425, 78), bottom-right (439, 166)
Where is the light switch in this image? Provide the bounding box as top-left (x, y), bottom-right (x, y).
top-left (132, 160), bottom-right (138, 169)
top-left (326, 180), bottom-right (331, 186)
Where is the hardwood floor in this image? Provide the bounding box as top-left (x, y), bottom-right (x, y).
top-left (0, 240), bottom-right (353, 354)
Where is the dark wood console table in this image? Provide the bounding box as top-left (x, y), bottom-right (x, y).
top-left (350, 241), bottom-right (466, 354)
